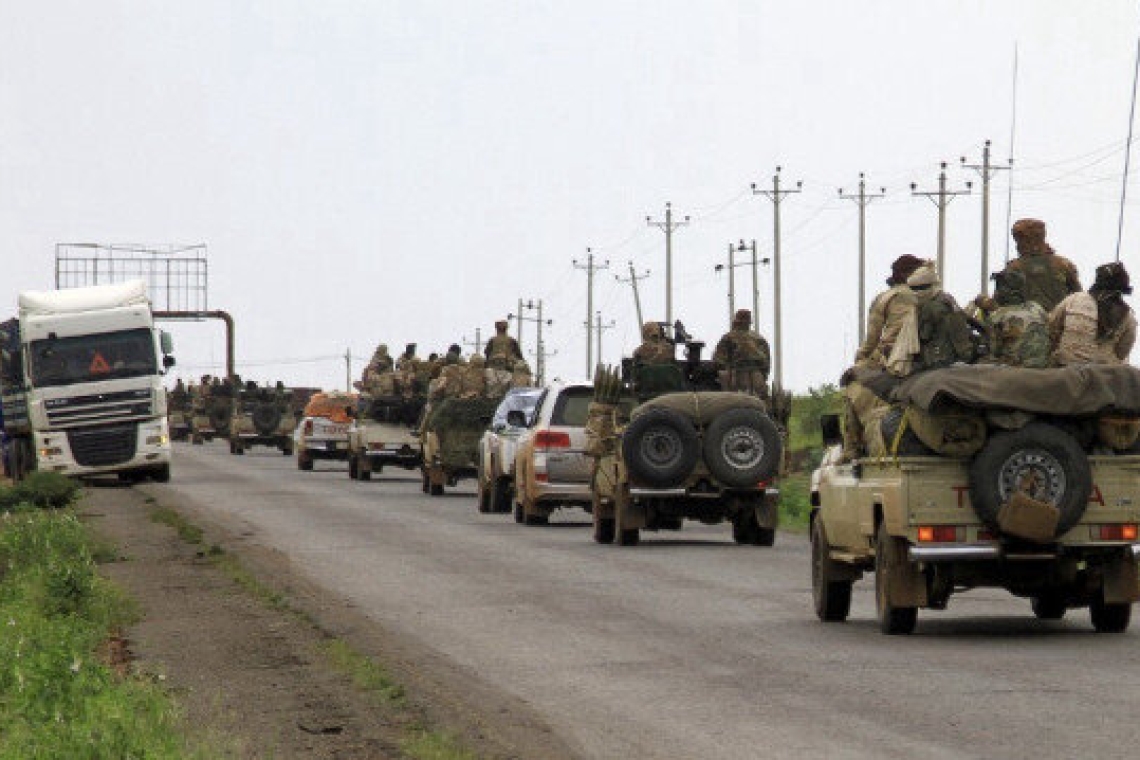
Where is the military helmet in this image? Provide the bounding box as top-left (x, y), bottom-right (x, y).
top-left (1092, 262), bottom-right (1133, 295)
top-left (495, 320), bottom-right (509, 331)
top-left (732, 309), bottom-right (752, 327)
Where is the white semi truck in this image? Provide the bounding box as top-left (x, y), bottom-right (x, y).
top-left (0, 280), bottom-right (175, 481)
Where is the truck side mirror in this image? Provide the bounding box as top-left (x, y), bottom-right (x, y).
top-left (162, 355), bottom-right (176, 369)
top-left (160, 331), bottom-right (174, 355)
top-left (820, 413), bottom-right (842, 447)
top-left (506, 410), bottom-right (527, 428)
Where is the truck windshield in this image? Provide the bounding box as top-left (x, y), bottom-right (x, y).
top-left (29, 328), bottom-right (157, 388)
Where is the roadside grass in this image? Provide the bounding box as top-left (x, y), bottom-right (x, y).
top-left (146, 497), bottom-right (482, 760)
top-left (778, 473), bottom-right (812, 533)
top-left (0, 473), bottom-right (204, 759)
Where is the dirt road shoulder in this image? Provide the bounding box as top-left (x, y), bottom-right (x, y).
top-left (83, 483), bottom-right (579, 760)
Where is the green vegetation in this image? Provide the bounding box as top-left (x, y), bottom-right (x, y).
top-left (0, 473), bottom-right (195, 759)
top-left (776, 385), bottom-right (841, 533)
top-left (320, 639), bottom-right (406, 705)
top-left (402, 729), bottom-right (479, 760)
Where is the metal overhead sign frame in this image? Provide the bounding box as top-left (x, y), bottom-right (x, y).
top-left (53, 243), bottom-right (236, 380)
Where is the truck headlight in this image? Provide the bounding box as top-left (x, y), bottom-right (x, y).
top-left (146, 434), bottom-right (168, 446)
top-left (39, 447), bottom-right (62, 458)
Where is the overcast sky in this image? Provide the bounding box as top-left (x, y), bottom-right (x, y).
top-left (2, 1), bottom-right (1139, 391)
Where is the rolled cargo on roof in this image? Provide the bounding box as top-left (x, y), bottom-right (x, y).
top-left (18, 280), bottom-right (149, 315)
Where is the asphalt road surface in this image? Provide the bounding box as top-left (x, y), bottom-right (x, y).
top-left (152, 442), bottom-right (1140, 759)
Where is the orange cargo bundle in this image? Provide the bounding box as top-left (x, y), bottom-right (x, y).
top-left (303, 391), bottom-right (357, 423)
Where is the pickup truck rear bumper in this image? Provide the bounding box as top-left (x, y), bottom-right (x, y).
top-left (909, 543), bottom-right (1140, 563)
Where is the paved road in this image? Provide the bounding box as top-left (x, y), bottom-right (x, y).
top-left (150, 442), bottom-right (1140, 759)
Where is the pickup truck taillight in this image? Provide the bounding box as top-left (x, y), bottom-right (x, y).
top-left (1099, 524), bottom-right (1138, 541)
top-left (303, 419), bottom-right (314, 436)
top-left (534, 430), bottom-right (571, 450)
top-left (917, 526), bottom-right (963, 542)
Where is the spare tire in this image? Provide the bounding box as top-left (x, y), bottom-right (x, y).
top-left (969, 422), bottom-right (1091, 537)
top-left (702, 408), bottom-right (782, 488)
top-left (253, 403), bottom-right (283, 435)
top-left (621, 407), bottom-right (699, 488)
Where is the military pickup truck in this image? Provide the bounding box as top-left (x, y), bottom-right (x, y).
top-left (587, 327), bottom-right (786, 547)
top-left (228, 383), bottom-right (296, 456)
top-left (346, 393), bottom-right (423, 480)
top-left (419, 396), bottom-right (501, 496)
top-left (812, 364), bottom-right (1140, 635)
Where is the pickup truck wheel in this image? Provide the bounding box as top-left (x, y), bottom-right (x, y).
top-left (969, 422), bottom-right (1092, 537)
top-left (348, 455), bottom-right (359, 480)
top-left (359, 465), bottom-right (371, 481)
top-left (151, 464), bottom-right (171, 483)
top-left (429, 483), bottom-right (444, 496)
top-left (281, 441), bottom-right (293, 456)
top-left (298, 451), bottom-right (314, 471)
top-left (1031, 595), bottom-right (1067, 621)
top-left (812, 518), bottom-right (852, 622)
top-left (513, 499), bottom-right (524, 524)
top-left (702, 408), bottom-right (782, 487)
top-left (492, 478), bottom-right (512, 513)
top-left (478, 482), bottom-right (492, 513)
top-left (621, 408), bottom-right (699, 489)
top-left (1091, 593), bottom-right (1132, 633)
top-left (732, 510), bottom-right (757, 544)
top-left (875, 528), bottom-right (917, 635)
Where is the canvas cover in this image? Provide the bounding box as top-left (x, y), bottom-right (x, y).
top-left (893, 364), bottom-right (1140, 416)
top-left (19, 280), bottom-right (149, 315)
top-left (632, 391), bottom-right (766, 426)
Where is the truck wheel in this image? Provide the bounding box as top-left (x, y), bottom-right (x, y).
top-left (281, 441), bottom-right (293, 456)
top-left (732, 510), bottom-right (757, 544)
top-left (477, 482), bottom-right (492, 513)
top-left (812, 518), bottom-right (852, 622)
top-left (592, 494), bottom-right (615, 545)
top-left (421, 473), bottom-right (430, 493)
top-left (430, 483), bottom-right (444, 496)
top-left (492, 478), bottom-right (512, 514)
top-left (875, 528), bottom-right (917, 635)
top-left (298, 452), bottom-right (314, 471)
top-left (621, 408), bottom-right (699, 489)
top-left (969, 422), bottom-right (1091, 538)
top-left (1091, 593), bottom-right (1132, 633)
top-left (151, 464), bottom-right (171, 483)
top-left (702, 408), bottom-right (782, 488)
top-left (1031, 595), bottom-right (1067, 620)
top-left (192, 435), bottom-right (203, 446)
top-left (524, 512), bottom-right (548, 526)
top-left (359, 464), bottom-right (371, 481)
top-left (513, 499), bottom-right (524, 524)
top-left (348, 455), bottom-right (359, 480)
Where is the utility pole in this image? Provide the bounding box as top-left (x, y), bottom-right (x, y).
top-left (573, 248), bottom-right (609, 375)
top-left (646, 202), bottom-right (689, 331)
top-left (752, 168), bottom-right (801, 392)
top-left (961, 140), bottom-right (1011, 296)
top-left (615, 262), bottom-right (651, 327)
top-left (592, 311), bottom-right (616, 370)
top-left (516, 298), bottom-right (524, 356)
top-left (838, 174), bottom-right (886, 344)
top-left (529, 345), bottom-right (557, 386)
top-left (461, 329), bottom-right (483, 355)
top-left (738, 239), bottom-right (766, 328)
top-left (911, 162), bottom-right (972, 282)
top-left (344, 348), bottom-right (352, 392)
top-left (509, 300), bottom-right (551, 382)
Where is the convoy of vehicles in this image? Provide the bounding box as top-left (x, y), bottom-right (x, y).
top-left (0, 281), bottom-right (175, 482)
top-left (510, 381), bottom-right (594, 525)
top-left (476, 386), bottom-right (541, 513)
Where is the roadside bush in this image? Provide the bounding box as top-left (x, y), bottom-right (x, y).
top-left (0, 471), bottom-right (80, 510)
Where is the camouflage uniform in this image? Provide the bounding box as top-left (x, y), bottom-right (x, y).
top-left (713, 309), bottom-right (770, 397)
top-left (484, 321), bottom-right (523, 370)
top-left (907, 265), bottom-right (978, 374)
top-left (632, 322), bottom-right (674, 365)
top-left (1005, 219), bottom-right (1081, 312)
top-left (982, 271), bottom-right (1051, 368)
top-left (363, 344), bottom-right (394, 383)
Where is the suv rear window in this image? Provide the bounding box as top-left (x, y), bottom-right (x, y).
top-left (551, 387), bottom-right (592, 427)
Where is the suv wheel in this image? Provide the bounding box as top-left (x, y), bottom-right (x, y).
top-left (1091, 592), bottom-right (1132, 633)
top-left (812, 517), bottom-right (852, 622)
top-left (875, 527), bottom-right (917, 635)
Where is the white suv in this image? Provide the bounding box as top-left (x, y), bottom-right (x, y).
top-left (512, 380), bottom-right (594, 525)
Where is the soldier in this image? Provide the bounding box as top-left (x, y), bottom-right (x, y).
top-left (396, 343), bottom-right (418, 370)
top-left (854, 254), bottom-right (923, 367)
top-left (978, 270), bottom-right (1051, 368)
top-left (888, 263), bottom-right (979, 376)
top-left (1050, 262), bottom-right (1137, 366)
top-left (445, 344), bottom-right (464, 365)
top-left (632, 321), bottom-right (674, 365)
top-left (484, 320), bottom-right (523, 370)
top-left (713, 309), bottom-right (771, 397)
top-left (1005, 218), bottom-right (1081, 312)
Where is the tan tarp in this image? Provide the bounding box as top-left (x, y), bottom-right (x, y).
top-left (893, 364), bottom-right (1140, 416)
top-left (631, 391), bottom-right (766, 426)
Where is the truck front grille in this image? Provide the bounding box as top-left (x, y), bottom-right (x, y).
top-left (45, 389), bottom-right (152, 428)
top-left (67, 423), bottom-right (138, 467)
